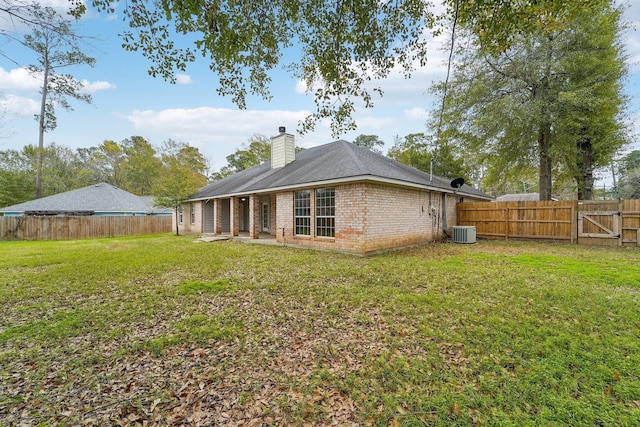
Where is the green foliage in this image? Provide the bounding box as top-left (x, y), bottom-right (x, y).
top-left (618, 170), bottom-right (640, 199)
top-left (0, 143), bottom-right (91, 204)
top-left (432, 0), bottom-right (628, 200)
top-left (618, 151), bottom-right (640, 199)
top-left (442, 0), bottom-right (606, 54)
top-left (0, 149), bottom-right (35, 207)
top-left (210, 134), bottom-right (272, 180)
top-left (0, 138), bottom-right (209, 208)
top-left (81, 0), bottom-right (433, 135)
top-left (119, 136), bottom-right (162, 195)
top-left (21, 5), bottom-right (95, 133)
top-left (352, 134), bottom-right (384, 154)
top-left (387, 133), bottom-right (467, 181)
top-left (152, 140), bottom-right (207, 206)
top-left (77, 140), bottom-right (126, 187)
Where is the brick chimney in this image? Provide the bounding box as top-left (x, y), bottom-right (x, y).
top-left (270, 126), bottom-right (295, 169)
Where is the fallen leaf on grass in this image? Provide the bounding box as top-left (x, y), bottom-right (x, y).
top-left (453, 402), bottom-right (461, 416)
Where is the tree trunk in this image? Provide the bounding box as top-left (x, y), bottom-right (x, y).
top-left (36, 66), bottom-right (49, 199)
top-left (577, 136), bottom-right (594, 200)
top-left (538, 123), bottom-right (553, 201)
top-left (175, 208), bottom-right (180, 236)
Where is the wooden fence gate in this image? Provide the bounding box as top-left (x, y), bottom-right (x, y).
top-left (577, 200), bottom-right (640, 247)
top-left (457, 199), bottom-right (640, 247)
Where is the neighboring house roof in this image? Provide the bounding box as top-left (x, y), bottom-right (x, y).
top-left (189, 140), bottom-right (491, 200)
top-left (0, 183), bottom-right (155, 215)
top-left (140, 196), bottom-right (173, 215)
top-left (495, 193), bottom-right (558, 202)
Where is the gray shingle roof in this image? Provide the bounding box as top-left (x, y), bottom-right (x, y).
top-left (0, 183), bottom-right (153, 214)
top-left (190, 140), bottom-right (491, 200)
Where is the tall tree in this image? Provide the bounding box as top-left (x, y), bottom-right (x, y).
top-left (120, 136), bottom-right (162, 195)
top-left (153, 140), bottom-right (208, 235)
top-left (552, 4), bottom-right (628, 200)
top-left (431, 0), bottom-right (628, 200)
top-left (13, 4), bottom-right (95, 198)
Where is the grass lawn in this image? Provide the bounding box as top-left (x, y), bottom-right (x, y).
top-left (0, 235), bottom-right (639, 426)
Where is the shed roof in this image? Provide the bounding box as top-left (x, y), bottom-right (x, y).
top-left (190, 140), bottom-right (491, 200)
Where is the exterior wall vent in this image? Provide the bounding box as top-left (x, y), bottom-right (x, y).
top-left (452, 226), bottom-right (476, 244)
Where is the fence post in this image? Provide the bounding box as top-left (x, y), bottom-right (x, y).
top-left (570, 202), bottom-right (577, 245)
top-left (619, 200), bottom-right (624, 247)
top-left (504, 207), bottom-right (509, 240)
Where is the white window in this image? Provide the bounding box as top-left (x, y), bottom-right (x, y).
top-left (294, 190), bottom-right (311, 236)
top-left (315, 188), bottom-right (335, 238)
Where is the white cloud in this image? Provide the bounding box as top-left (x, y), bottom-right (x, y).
top-left (80, 80), bottom-right (117, 93)
top-left (295, 80), bottom-right (307, 94)
top-left (0, 94), bottom-right (40, 116)
top-left (404, 107), bottom-right (430, 121)
top-left (0, 67), bottom-right (40, 91)
top-left (175, 74), bottom-right (194, 85)
top-left (0, 67), bottom-right (116, 94)
top-left (125, 106), bottom-right (313, 156)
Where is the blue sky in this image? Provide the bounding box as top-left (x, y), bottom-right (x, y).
top-left (1, 0), bottom-right (639, 186)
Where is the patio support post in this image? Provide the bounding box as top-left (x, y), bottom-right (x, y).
top-left (214, 199), bottom-right (222, 234)
top-left (230, 197), bottom-right (239, 236)
top-left (249, 194), bottom-right (259, 239)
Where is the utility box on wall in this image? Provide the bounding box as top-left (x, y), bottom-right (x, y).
top-left (452, 226), bottom-right (476, 244)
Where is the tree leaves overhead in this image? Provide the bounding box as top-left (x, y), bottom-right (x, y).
top-left (442, 0), bottom-right (603, 54)
top-left (86, 0), bottom-right (430, 135)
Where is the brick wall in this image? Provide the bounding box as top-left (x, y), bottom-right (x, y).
top-left (275, 182), bottom-right (459, 254)
top-left (178, 184), bottom-right (486, 252)
top-left (361, 184), bottom-right (437, 253)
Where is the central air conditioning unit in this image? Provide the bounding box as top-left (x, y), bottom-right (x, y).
top-left (452, 226), bottom-right (476, 244)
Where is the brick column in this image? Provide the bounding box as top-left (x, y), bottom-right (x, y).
top-left (249, 194), bottom-right (260, 239)
top-left (230, 197), bottom-right (239, 236)
top-left (214, 199), bottom-right (222, 234)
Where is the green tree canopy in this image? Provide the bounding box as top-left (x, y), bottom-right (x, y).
top-left (618, 150), bottom-right (640, 199)
top-left (211, 134), bottom-right (272, 181)
top-left (153, 140), bottom-right (208, 235)
top-left (352, 134), bottom-right (384, 154)
top-left (386, 133), bottom-right (467, 182)
top-left (431, 0), bottom-right (628, 200)
top-left (119, 136), bottom-right (162, 195)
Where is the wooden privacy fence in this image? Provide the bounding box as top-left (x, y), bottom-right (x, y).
top-left (457, 199), bottom-right (640, 247)
top-left (0, 216), bottom-right (172, 241)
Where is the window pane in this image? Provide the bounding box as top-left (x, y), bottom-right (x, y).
top-left (315, 188), bottom-right (335, 238)
top-left (294, 191), bottom-right (311, 236)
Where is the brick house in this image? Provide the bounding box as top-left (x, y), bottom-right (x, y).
top-left (177, 129), bottom-right (491, 254)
